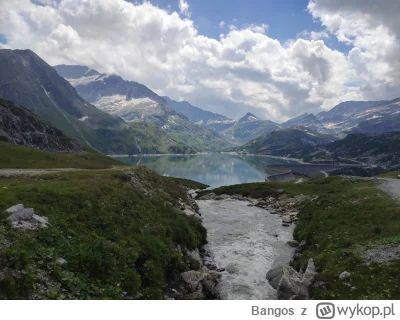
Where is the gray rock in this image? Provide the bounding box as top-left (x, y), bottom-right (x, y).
top-left (339, 271), bottom-right (351, 281)
top-left (198, 193), bottom-right (217, 200)
top-left (188, 249), bottom-right (203, 267)
top-left (6, 208), bottom-right (34, 221)
top-left (5, 204), bottom-right (24, 213)
top-left (287, 240), bottom-right (300, 247)
top-left (56, 258), bottom-right (68, 265)
top-left (201, 272), bottom-right (221, 299)
top-left (266, 266), bottom-right (284, 289)
top-left (266, 259), bottom-right (317, 300)
top-left (282, 215), bottom-right (292, 223)
top-left (32, 214), bottom-right (50, 227)
top-left (181, 270), bottom-right (205, 292)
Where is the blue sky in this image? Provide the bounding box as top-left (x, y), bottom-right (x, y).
top-left (149, 0), bottom-right (350, 53)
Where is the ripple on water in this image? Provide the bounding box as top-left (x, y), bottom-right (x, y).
top-left (198, 199), bottom-right (295, 300)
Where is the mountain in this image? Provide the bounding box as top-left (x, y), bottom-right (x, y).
top-left (302, 132), bottom-right (400, 170)
top-left (0, 97), bottom-right (83, 152)
top-left (221, 112), bottom-right (280, 144)
top-left (282, 112), bottom-right (332, 134)
top-left (347, 99), bottom-right (400, 134)
top-left (54, 64), bottom-right (231, 152)
top-left (232, 126), bottom-right (338, 157)
top-left (161, 96), bottom-right (236, 132)
top-left (0, 49), bottom-right (185, 154)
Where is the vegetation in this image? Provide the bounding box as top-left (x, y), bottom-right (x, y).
top-left (198, 176), bottom-right (400, 299)
top-left (0, 142), bottom-right (121, 169)
top-left (0, 167), bottom-right (208, 299)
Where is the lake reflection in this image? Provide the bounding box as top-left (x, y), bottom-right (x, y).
top-left (115, 153), bottom-right (295, 188)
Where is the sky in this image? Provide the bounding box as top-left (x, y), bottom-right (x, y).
top-left (0, 0), bottom-right (400, 122)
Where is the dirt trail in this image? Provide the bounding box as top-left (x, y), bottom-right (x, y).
top-left (0, 167), bottom-right (124, 177)
top-left (379, 178), bottom-right (400, 203)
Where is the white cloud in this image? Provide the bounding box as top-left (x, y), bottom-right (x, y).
top-left (178, 0), bottom-right (190, 18)
top-left (219, 21), bottom-right (225, 28)
top-left (0, 0), bottom-right (398, 121)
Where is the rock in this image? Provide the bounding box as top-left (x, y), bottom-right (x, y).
top-left (6, 208), bottom-right (34, 222)
top-left (56, 258), bottom-right (68, 265)
top-left (339, 271), bottom-right (351, 281)
top-left (287, 240), bottom-right (300, 247)
top-left (215, 194), bottom-right (230, 200)
top-left (201, 272), bottom-right (221, 299)
top-left (188, 249), bottom-right (203, 268)
top-left (181, 271), bottom-right (205, 292)
top-left (251, 199), bottom-right (259, 206)
top-left (5, 204), bottom-right (24, 213)
top-left (32, 214), bottom-right (50, 228)
top-left (282, 215), bottom-right (292, 223)
top-left (267, 259), bottom-right (317, 300)
top-left (198, 193), bottom-right (217, 200)
top-left (247, 204), bottom-right (254, 207)
top-left (282, 223), bottom-right (290, 227)
top-left (266, 266), bottom-right (284, 289)
top-left (216, 268), bottom-right (225, 272)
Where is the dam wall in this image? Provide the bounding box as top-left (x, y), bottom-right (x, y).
top-left (265, 164), bottom-right (358, 177)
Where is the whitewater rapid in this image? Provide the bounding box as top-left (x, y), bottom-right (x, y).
top-left (198, 199), bottom-right (295, 300)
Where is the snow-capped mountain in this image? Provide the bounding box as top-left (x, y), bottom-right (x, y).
top-left (282, 112), bottom-right (333, 134)
top-left (162, 96), bottom-right (236, 132)
top-left (54, 65), bottom-right (231, 152)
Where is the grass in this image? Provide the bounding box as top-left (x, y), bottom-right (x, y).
top-left (197, 176), bottom-right (400, 299)
top-left (0, 142), bottom-right (121, 169)
top-left (0, 167), bottom-right (208, 299)
top-left (380, 170), bottom-right (400, 178)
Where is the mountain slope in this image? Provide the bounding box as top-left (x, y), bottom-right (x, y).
top-left (0, 97), bottom-right (83, 152)
top-left (282, 112), bottom-right (332, 134)
top-left (0, 49), bottom-right (197, 154)
top-left (54, 64), bottom-right (231, 152)
top-left (232, 126), bottom-right (338, 157)
top-left (162, 96), bottom-right (236, 132)
top-left (221, 112), bottom-right (280, 144)
top-left (348, 99), bottom-right (400, 134)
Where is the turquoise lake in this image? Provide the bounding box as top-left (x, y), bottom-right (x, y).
top-left (114, 153), bottom-right (296, 188)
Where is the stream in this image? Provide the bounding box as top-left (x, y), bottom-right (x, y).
top-left (197, 199), bottom-right (295, 300)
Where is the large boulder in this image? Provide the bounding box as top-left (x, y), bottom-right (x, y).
top-left (266, 259), bottom-right (317, 300)
top-left (6, 208), bottom-right (34, 221)
top-left (5, 204), bottom-right (24, 213)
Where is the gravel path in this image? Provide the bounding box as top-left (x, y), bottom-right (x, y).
top-left (378, 178), bottom-right (400, 203)
top-left (0, 167), bottom-right (124, 177)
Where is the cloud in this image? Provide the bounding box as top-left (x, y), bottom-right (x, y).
top-left (178, 0), bottom-right (190, 17)
top-left (219, 21), bottom-right (225, 28)
top-left (308, 0), bottom-right (400, 100)
top-left (297, 30), bottom-right (329, 40)
top-left (0, 0), bottom-right (398, 122)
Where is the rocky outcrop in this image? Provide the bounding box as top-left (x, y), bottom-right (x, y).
top-left (4, 204), bottom-right (50, 230)
top-left (0, 97), bottom-right (84, 152)
top-left (267, 258), bottom-right (317, 300)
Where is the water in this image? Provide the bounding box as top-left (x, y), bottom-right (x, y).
top-left (115, 153), bottom-right (295, 188)
top-left (198, 199), bottom-right (295, 300)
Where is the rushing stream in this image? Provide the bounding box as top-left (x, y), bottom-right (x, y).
top-left (198, 199), bottom-right (295, 300)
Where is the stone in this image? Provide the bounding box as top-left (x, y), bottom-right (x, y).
top-left (188, 249), bottom-right (203, 268)
top-left (6, 208), bottom-right (34, 222)
top-left (267, 259), bottom-right (317, 300)
top-left (56, 258), bottom-right (68, 265)
top-left (266, 266), bottom-right (284, 289)
top-left (201, 272), bottom-right (221, 299)
top-left (181, 271), bottom-right (205, 292)
top-left (282, 223), bottom-right (290, 227)
top-left (198, 193), bottom-right (217, 200)
top-left (282, 215), bottom-right (292, 223)
top-left (339, 271), bottom-right (351, 281)
top-left (32, 214), bottom-right (50, 228)
top-left (5, 204), bottom-right (24, 213)
top-left (287, 240), bottom-right (300, 247)
top-left (217, 268), bottom-right (226, 272)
